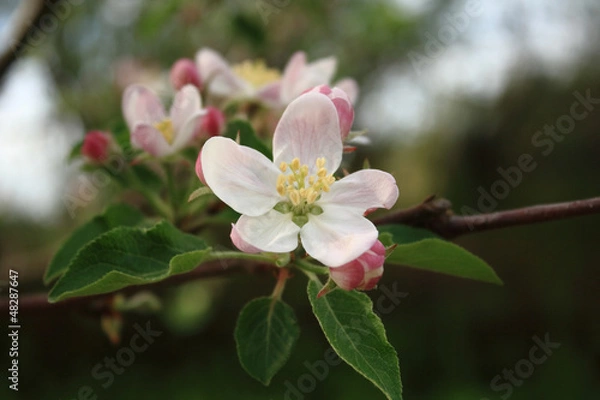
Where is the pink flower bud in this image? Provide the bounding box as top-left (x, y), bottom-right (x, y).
top-left (170, 58), bottom-right (202, 91)
top-left (81, 130), bottom-right (112, 162)
top-left (306, 85), bottom-right (354, 140)
top-left (195, 149), bottom-right (207, 185)
top-left (329, 240), bottom-right (386, 291)
top-left (198, 106), bottom-right (226, 137)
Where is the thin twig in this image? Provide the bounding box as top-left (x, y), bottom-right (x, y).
top-left (373, 196), bottom-right (600, 238)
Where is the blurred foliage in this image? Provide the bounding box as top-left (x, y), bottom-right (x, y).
top-left (1, 0), bottom-right (599, 399)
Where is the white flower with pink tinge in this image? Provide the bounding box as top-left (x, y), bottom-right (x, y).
top-left (197, 91), bottom-right (398, 267)
top-left (122, 84), bottom-right (205, 157)
top-left (196, 47), bottom-right (358, 107)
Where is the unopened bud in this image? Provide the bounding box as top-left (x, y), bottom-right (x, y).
top-left (329, 240), bottom-right (385, 291)
top-left (170, 58), bottom-right (202, 90)
top-left (306, 85), bottom-right (354, 140)
top-left (198, 106), bottom-right (226, 137)
top-left (81, 130), bottom-right (112, 162)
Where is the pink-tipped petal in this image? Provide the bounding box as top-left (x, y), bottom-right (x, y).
top-left (334, 78), bottom-right (359, 104)
top-left (170, 85), bottom-right (205, 150)
top-left (201, 137), bottom-right (282, 216)
top-left (122, 85), bottom-right (166, 131)
top-left (230, 223), bottom-right (262, 253)
top-left (301, 205), bottom-right (378, 267)
top-left (131, 124), bottom-right (172, 157)
top-left (170, 58), bottom-right (202, 90)
top-left (319, 169), bottom-right (399, 213)
top-left (272, 92), bottom-right (342, 174)
top-left (256, 81), bottom-right (282, 106)
top-left (280, 51), bottom-right (307, 103)
top-left (196, 47), bottom-right (247, 97)
top-left (234, 211), bottom-right (301, 253)
top-left (195, 149), bottom-right (206, 185)
top-left (329, 240), bottom-right (385, 291)
top-left (308, 85), bottom-right (354, 140)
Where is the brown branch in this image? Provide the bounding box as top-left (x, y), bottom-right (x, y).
top-left (373, 196), bottom-right (600, 239)
top-left (0, 0), bottom-right (68, 84)
top-left (4, 196), bottom-right (600, 313)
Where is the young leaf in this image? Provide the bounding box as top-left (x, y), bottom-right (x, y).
top-left (380, 224), bottom-right (502, 285)
top-left (234, 297), bottom-right (300, 385)
top-left (48, 221), bottom-right (211, 302)
top-left (307, 279), bottom-right (403, 400)
top-left (44, 204), bottom-right (145, 284)
top-left (224, 119), bottom-right (271, 159)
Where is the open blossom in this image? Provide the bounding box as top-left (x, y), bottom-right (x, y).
top-left (329, 240), bottom-right (386, 291)
top-left (122, 84), bottom-right (205, 157)
top-left (198, 92), bottom-right (398, 267)
top-left (196, 47), bottom-right (358, 107)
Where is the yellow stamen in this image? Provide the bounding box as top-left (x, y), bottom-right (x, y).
top-left (154, 119), bottom-right (175, 144)
top-left (231, 59), bottom-right (281, 89)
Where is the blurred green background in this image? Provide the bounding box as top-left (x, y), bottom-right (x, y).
top-left (1, 0), bottom-right (599, 399)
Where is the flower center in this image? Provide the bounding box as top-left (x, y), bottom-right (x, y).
top-left (274, 157), bottom-right (336, 226)
top-left (154, 118), bottom-right (174, 144)
top-left (231, 60), bottom-right (281, 89)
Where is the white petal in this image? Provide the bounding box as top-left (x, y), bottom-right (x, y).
top-left (256, 81), bottom-right (282, 107)
top-left (335, 78), bottom-right (359, 104)
top-left (170, 85), bottom-right (205, 150)
top-left (319, 169), bottom-right (399, 213)
top-left (195, 47), bottom-right (248, 97)
top-left (280, 51), bottom-right (307, 104)
top-left (131, 124), bottom-right (172, 157)
top-left (288, 56), bottom-right (337, 102)
top-left (201, 137), bottom-right (282, 216)
top-left (230, 223), bottom-right (262, 253)
top-left (234, 211), bottom-right (301, 253)
top-left (122, 85), bottom-right (166, 131)
top-left (272, 92), bottom-right (342, 174)
top-left (301, 205), bottom-right (378, 267)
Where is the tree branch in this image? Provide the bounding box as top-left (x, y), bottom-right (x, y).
top-left (373, 195), bottom-right (600, 238)
top-left (0, 0), bottom-right (67, 84)
top-left (4, 196), bottom-right (600, 313)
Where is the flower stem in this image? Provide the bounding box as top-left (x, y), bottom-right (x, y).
top-left (206, 251), bottom-right (278, 264)
top-left (295, 259), bottom-right (329, 275)
top-left (124, 166), bottom-right (174, 221)
top-left (271, 267), bottom-right (290, 301)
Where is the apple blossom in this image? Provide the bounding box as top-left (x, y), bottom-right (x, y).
top-left (196, 47), bottom-right (281, 104)
top-left (198, 92), bottom-right (398, 267)
top-left (329, 240), bottom-right (386, 291)
top-left (122, 84), bottom-right (205, 157)
top-left (196, 48), bottom-right (359, 107)
top-left (81, 130), bottom-right (112, 162)
top-left (170, 58), bottom-right (202, 90)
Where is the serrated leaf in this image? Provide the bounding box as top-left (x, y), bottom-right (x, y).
top-left (45, 204), bottom-right (145, 284)
top-left (224, 119), bottom-right (271, 159)
top-left (380, 224), bottom-right (502, 285)
top-left (234, 297), bottom-right (300, 385)
top-left (48, 221), bottom-right (211, 302)
top-left (307, 280), bottom-right (402, 400)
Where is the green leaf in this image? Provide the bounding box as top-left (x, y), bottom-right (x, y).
top-left (380, 224), bottom-right (502, 285)
top-left (224, 119), bottom-right (271, 159)
top-left (48, 221), bottom-right (211, 303)
top-left (68, 140), bottom-right (83, 161)
top-left (307, 280), bottom-right (402, 400)
top-left (44, 204), bottom-right (145, 284)
top-left (234, 297), bottom-right (300, 385)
